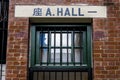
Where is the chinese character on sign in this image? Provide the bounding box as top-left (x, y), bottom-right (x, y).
top-left (33, 8), bottom-right (42, 16)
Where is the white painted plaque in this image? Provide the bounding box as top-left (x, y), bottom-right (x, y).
top-left (15, 5), bottom-right (107, 18)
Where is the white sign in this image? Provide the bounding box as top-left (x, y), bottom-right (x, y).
top-left (15, 5), bottom-right (107, 18)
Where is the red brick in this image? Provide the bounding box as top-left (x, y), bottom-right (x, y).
top-left (102, 62), bottom-right (108, 66)
top-left (95, 75), bottom-right (105, 78)
top-left (94, 50), bottom-right (104, 53)
top-left (14, 62), bottom-right (20, 65)
top-left (6, 0), bottom-right (120, 80)
top-left (105, 50), bottom-right (118, 53)
top-left (6, 78), bottom-right (12, 80)
top-left (108, 71), bottom-right (116, 74)
top-left (93, 54), bottom-right (101, 57)
top-left (106, 75), bottom-right (119, 78)
top-left (95, 66), bottom-right (105, 70)
top-left (104, 58), bottom-right (119, 61)
top-left (105, 66), bottom-right (119, 70)
top-left (7, 73), bottom-right (17, 77)
top-left (101, 54), bottom-right (108, 57)
top-left (13, 78), bottom-right (19, 80)
top-left (7, 66), bottom-right (17, 69)
top-left (116, 71), bottom-right (120, 74)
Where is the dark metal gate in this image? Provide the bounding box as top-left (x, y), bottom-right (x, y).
top-left (0, 0), bottom-right (9, 80)
top-left (29, 24), bottom-right (92, 80)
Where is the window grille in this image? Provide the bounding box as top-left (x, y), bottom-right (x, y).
top-left (30, 24), bottom-right (92, 80)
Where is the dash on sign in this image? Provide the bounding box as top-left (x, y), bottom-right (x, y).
top-left (88, 11), bottom-right (97, 13)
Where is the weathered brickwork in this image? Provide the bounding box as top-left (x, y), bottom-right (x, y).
top-left (6, 0), bottom-right (120, 80)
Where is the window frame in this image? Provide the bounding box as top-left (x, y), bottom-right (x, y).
top-left (30, 24), bottom-right (92, 68)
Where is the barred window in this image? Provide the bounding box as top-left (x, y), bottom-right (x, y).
top-left (30, 24), bottom-right (92, 67)
top-left (30, 24), bottom-right (92, 80)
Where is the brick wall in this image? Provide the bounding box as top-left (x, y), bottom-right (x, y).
top-left (93, 1), bottom-right (120, 79)
top-left (6, 0), bottom-right (120, 80)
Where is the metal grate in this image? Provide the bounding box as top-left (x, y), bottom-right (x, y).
top-left (29, 67), bottom-right (92, 80)
top-left (36, 27), bottom-right (86, 66)
top-left (0, 0), bottom-right (9, 80)
top-left (30, 24), bottom-right (92, 80)
top-left (33, 72), bottom-right (88, 80)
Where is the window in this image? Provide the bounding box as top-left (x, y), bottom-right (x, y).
top-left (30, 24), bottom-right (92, 80)
top-left (30, 24), bottom-right (92, 67)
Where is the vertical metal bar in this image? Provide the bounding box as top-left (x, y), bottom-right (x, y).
top-left (0, 1), bottom-right (8, 80)
top-left (0, 32), bottom-right (2, 80)
top-left (68, 72), bottom-right (69, 80)
top-left (47, 29), bottom-right (51, 66)
top-left (71, 31), bottom-right (75, 65)
top-left (60, 29), bottom-right (62, 65)
top-left (47, 29), bottom-right (49, 65)
top-left (55, 72), bottom-right (57, 80)
top-left (67, 30), bottom-right (69, 66)
top-left (0, 29), bottom-right (3, 80)
top-left (40, 28), bottom-right (43, 66)
top-left (88, 68), bottom-right (92, 80)
top-left (54, 30), bottom-right (56, 65)
top-left (48, 31), bottom-right (51, 63)
top-left (74, 72), bottom-right (76, 80)
top-left (49, 72), bottom-right (51, 80)
top-left (29, 70), bottom-right (33, 80)
top-left (71, 31), bottom-right (73, 64)
top-left (87, 26), bottom-right (92, 67)
top-left (80, 72), bottom-right (82, 80)
top-left (36, 31), bottom-right (40, 65)
top-left (62, 72), bottom-right (63, 80)
top-left (83, 32), bottom-right (87, 65)
top-left (80, 32), bottom-right (83, 65)
top-left (0, 66), bottom-right (1, 80)
top-left (31, 26), bottom-right (36, 66)
top-left (48, 31), bottom-right (51, 65)
top-left (37, 72), bottom-right (39, 80)
top-left (0, 3), bottom-right (5, 79)
top-left (43, 72), bottom-right (45, 80)
top-left (39, 31), bottom-right (42, 66)
top-left (73, 31), bottom-right (75, 66)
